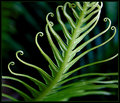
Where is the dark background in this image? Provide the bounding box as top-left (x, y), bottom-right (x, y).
top-left (1, 1), bottom-right (119, 101)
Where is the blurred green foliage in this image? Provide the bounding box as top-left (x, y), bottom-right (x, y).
top-left (1, 1), bottom-right (118, 101)
top-left (2, 2), bottom-right (23, 58)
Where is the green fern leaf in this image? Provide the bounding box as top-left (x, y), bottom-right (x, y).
top-left (2, 1), bottom-right (118, 102)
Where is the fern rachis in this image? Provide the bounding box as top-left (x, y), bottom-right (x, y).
top-left (2, 2), bottom-right (118, 101)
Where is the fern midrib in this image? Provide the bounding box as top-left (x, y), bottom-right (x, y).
top-left (34, 3), bottom-right (87, 101)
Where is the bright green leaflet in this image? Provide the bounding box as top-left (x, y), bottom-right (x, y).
top-left (2, 2), bottom-right (118, 101)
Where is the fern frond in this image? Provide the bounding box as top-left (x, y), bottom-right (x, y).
top-left (7, 62), bottom-right (46, 91)
top-left (2, 76), bottom-right (39, 97)
top-left (35, 32), bottom-right (58, 74)
top-left (16, 50), bottom-right (53, 84)
top-left (2, 1), bottom-right (118, 102)
top-left (2, 84), bottom-right (32, 101)
top-left (2, 93), bottom-right (19, 101)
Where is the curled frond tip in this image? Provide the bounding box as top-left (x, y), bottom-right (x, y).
top-left (8, 61), bottom-right (15, 66)
top-left (47, 12), bottom-right (54, 18)
top-left (46, 12), bottom-right (54, 27)
top-left (36, 32), bottom-right (44, 37)
top-left (16, 50), bottom-right (24, 55)
top-left (111, 26), bottom-right (116, 30)
top-left (8, 61), bottom-right (15, 74)
top-left (69, 3), bottom-right (76, 8)
top-left (104, 17), bottom-right (110, 22)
